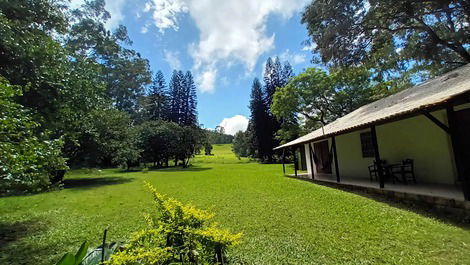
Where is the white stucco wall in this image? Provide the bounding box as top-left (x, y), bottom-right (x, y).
top-left (376, 109), bottom-right (456, 184)
top-left (335, 129), bottom-right (374, 180)
top-left (332, 110), bottom-right (457, 184)
top-left (302, 109), bottom-right (459, 184)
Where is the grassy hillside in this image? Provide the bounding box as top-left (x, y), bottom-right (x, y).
top-left (1, 144), bottom-right (469, 264)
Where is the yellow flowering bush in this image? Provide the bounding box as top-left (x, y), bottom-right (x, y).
top-left (107, 182), bottom-right (242, 264)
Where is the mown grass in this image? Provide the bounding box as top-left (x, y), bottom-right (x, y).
top-left (1, 144), bottom-right (469, 264)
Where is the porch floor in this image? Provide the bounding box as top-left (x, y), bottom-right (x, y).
top-left (290, 173), bottom-right (464, 201)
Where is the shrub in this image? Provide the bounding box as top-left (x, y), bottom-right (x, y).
top-left (0, 77), bottom-right (67, 194)
top-left (107, 183), bottom-right (242, 264)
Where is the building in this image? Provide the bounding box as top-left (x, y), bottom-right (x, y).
top-left (275, 65), bottom-right (470, 206)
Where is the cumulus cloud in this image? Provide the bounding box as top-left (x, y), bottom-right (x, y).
top-left (218, 115), bottom-right (249, 135)
top-left (143, 0), bottom-right (188, 32)
top-left (197, 68), bottom-right (217, 93)
top-left (163, 50), bottom-right (182, 69)
top-left (279, 49), bottom-right (306, 65)
top-left (143, 0), bottom-right (309, 92)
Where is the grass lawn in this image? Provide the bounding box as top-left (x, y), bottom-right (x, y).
top-left (1, 144), bottom-right (470, 264)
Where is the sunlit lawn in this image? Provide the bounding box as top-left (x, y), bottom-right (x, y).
top-left (1, 144), bottom-right (470, 264)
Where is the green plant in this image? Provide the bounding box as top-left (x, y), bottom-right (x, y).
top-left (0, 78), bottom-right (68, 194)
top-left (107, 182), bottom-right (242, 264)
top-left (56, 240), bottom-right (120, 265)
top-left (56, 242), bottom-right (89, 265)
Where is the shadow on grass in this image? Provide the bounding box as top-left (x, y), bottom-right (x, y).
top-left (0, 219), bottom-right (49, 265)
top-left (154, 166), bottom-right (212, 172)
top-left (288, 176), bottom-right (470, 228)
top-left (63, 176), bottom-right (134, 190)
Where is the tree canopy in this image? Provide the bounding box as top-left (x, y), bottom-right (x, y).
top-left (302, 0), bottom-right (470, 82)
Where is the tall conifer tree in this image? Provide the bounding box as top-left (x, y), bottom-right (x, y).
top-left (147, 70), bottom-right (169, 121)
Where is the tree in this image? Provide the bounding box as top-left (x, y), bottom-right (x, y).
top-left (0, 78), bottom-right (67, 194)
top-left (0, 0), bottom-right (69, 126)
top-left (168, 70), bottom-right (198, 126)
top-left (232, 130), bottom-right (251, 158)
top-left (272, 67), bottom-right (374, 131)
top-left (261, 57), bottom-right (295, 161)
top-left (70, 108), bottom-right (140, 168)
top-left (145, 70), bottom-right (170, 121)
top-left (168, 70), bottom-right (183, 124)
top-left (68, 0), bottom-right (152, 114)
top-left (301, 0), bottom-right (470, 80)
top-left (182, 71), bottom-right (198, 126)
top-left (206, 128), bottom-right (234, 144)
top-left (249, 78), bottom-right (269, 160)
top-left (138, 120), bottom-right (179, 167)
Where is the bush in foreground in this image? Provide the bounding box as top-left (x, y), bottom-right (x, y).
top-left (57, 182), bottom-right (242, 265)
top-left (108, 182), bottom-right (242, 264)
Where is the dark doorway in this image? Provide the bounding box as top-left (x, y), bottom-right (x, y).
top-left (455, 108), bottom-right (470, 179)
top-left (314, 140), bottom-right (332, 174)
top-left (299, 146), bottom-right (307, 171)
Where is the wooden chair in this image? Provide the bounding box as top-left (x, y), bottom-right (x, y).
top-left (400, 159), bottom-right (416, 184)
top-left (368, 160), bottom-right (386, 181)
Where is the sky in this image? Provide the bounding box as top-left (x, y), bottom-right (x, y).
top-left (71, 0), bottom-right (315, 135)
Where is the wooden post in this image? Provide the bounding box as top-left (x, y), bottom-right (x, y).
top-left (282, 149), bottom-right (286, 175)
top-left (332, 136), bottom-right (340, 183)
top-left (371, 126), bottom-right (385, 188)
top-left (309, 143), bottom-right (316, 180)
top-left (293, 146), bottom-right (298, 177)
top-left (307, 142), bottom-right (315, 179)
top-left (447, 107), bottom-right (470, 200)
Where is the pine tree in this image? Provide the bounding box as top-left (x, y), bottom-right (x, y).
top-left (147, 70), bottom-right (169, 121)
top-left (260, 57), bottom-right (296, 161)
top-left (169, 70), bottom-right (181, 124)
top-left (168, 70), bottom-right (198, 126)
top-left (249, 78), bottom-right (270, 160)
top-left (185, 71), bottom-right (198, 126)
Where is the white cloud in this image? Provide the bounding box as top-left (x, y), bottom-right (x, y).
top-left (279, 49), bottom-right (306, 65)
top-left (163, 50), bottom-right (182, 69)
top-left (197, 68), bottom-right (217, 93)
top-left (143, 0), bottom-right (309, 92)
top-left (68, 0), bottom-right (126, 30)
top-left (144, 0), bottom-right (188, 32)
top-left (218, 115), bottom-right (249, 135)
top-left (302, 42), bottom-right (317, 51)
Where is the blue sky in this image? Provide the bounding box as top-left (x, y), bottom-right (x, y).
top-left (71, 0), bottom-right (315, 134)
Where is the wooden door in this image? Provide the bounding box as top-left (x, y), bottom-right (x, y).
top-left (314, 140), bottom-right (332, 174)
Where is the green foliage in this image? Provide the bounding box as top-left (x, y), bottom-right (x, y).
top-left (0, 78), bottom-right (67, 194)
top-left (56, 241), bottom-right (120, 265)
top-left (204, 142), bottom-right (213, 156)
top-left (138, 120), bottom-right (179, 167)
top-left (301, 0), bottom-right (469, 81)
top-left (168, 70), bottom-right (198, 126)
top-left (247, 57), bottom-right (294, 161)
top-left (231, 130), bottom-right (252, 158)
top-left (138, 121), bottom-right (208, 168)
top-left (70, 108), bottom-right (140, 168)
top-left (272, 67), bottom-right (374, 131)
top-left (107, 183), bottom-right (242, 264)
top-left (56, 241), bottom-right (89, 265)
top-left (207, 127), bottom-right (234, 144)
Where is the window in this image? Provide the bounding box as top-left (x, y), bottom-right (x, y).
top-left (360, 132), bottom-right (375, 157)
